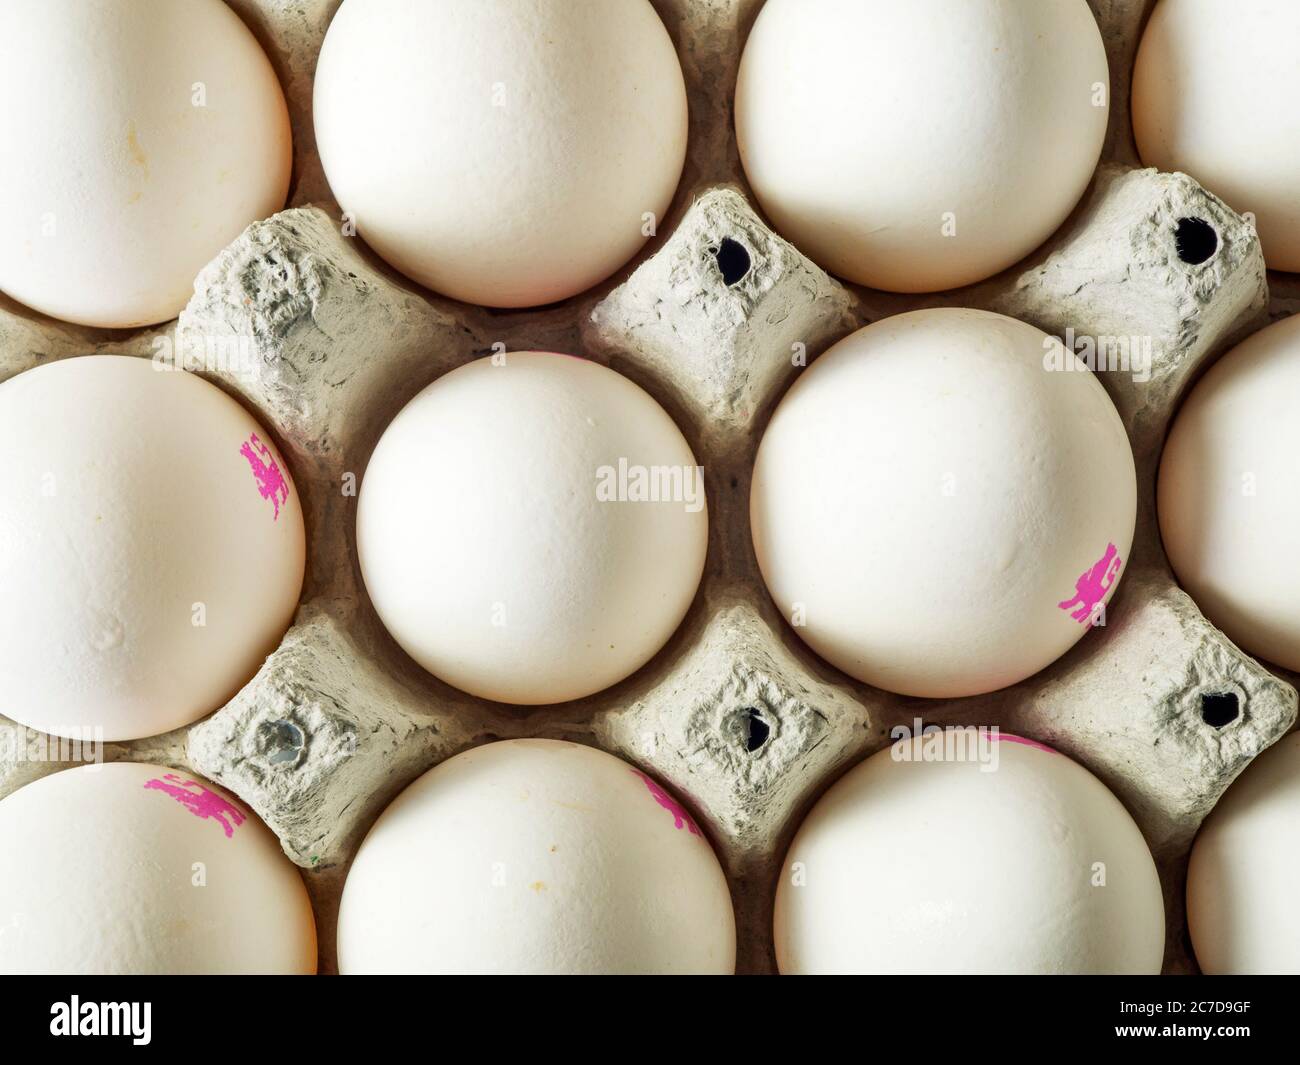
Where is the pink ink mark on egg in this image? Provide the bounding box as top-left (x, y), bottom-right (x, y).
top-left (239, 433), bottom-right (290, 521)
top-left (632, 770), bottom-right (701, 837)
top-left (1058, 542), bottom-right (1122, 625)
top-left (993, 733), bottom-right (1060, 756)
top-left (144, 774), bottom-right (246, 839)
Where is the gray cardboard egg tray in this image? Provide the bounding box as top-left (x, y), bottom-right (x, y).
top-left (2, 0), bottom-right (1298, 975)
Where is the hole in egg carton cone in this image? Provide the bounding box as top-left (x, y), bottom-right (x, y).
top-left (258, 718), bottom-right (307, 766)
top-left (1200, 690), bottom-right (1242, 730)
top-left (1175, 217), bottom-right (1219, 266)
top-left (710, 237), bottom-right (752, 286)
top-left (741, 707), bottom-right (771, 752)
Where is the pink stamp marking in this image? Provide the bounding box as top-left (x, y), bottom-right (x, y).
top-left (632, 770), bottom-right (701, 837)
top-left (239, 433), bottom-right (290, 521)
top-left (144, 774), bottom-right (246, 839)
top-left (993, 733), bottom-right (1059, 756)
top-left (1058, 543), bottom-right (1122, 625)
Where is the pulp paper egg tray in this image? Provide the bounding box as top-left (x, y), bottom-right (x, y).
top-left (2, 0), bottom-right (1297, 975)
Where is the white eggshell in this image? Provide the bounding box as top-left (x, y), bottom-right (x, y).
top-left (0, 0), bottom-right (291, 328)
top-left (358, 352), bottom-right (706, 705)
top-left (313, 0), bottom-right (688, 308)
top-left (0, 763), bottom-right (316, 974)
top-left (337, 739), bottom-right (735, 974)
top-left (735, 0), bottom-right (1108, 293)
top-left (0, 356), bottom-right (305, 741)
top-left (1133, 0), bottom-right (1300, 272)
top-left (775, 735), bottom-right (1165, 974)
top-left (751, 309), bottom-right (1136, 698)
top-left (1187, 733), bottom-right (1300, 974)
top-left (1158, 316), bottom-right (1300, 671)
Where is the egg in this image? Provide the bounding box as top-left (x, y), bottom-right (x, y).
top-left (337, 739), bottom-right (735, 974)
top-left (313, 0), bottom-right (688, 308)
top-left (0, 356), bottom-right (305, 741)
top-left (0, 763), bottom-right (315, 974)
top-left (1159, 316), bottom-right (1300, 671)
top-left (358, 352), bottom-right (706, 705)
top-left (775, 734), bottom-right (1165, 974)
top-left (0, 0), bottom-right (291, 329)
top-left (735, 0), bottom-right (1108, 293)
top-left (1133, 0), bottom-right (1300, 272)
top-left (1187, 733), bottom-right (1300, 974)
top-left (751, 309), bottom-right (1136, 698)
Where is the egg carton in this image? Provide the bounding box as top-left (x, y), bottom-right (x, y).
top-left (2, 0), bottom-right (1298, 975)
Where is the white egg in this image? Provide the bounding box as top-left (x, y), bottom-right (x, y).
top-left (751, 309), bottom-right (1136, 698)
top-left (1187, 733), bottom-right (1300, 975)
top-left (1133, 0), bottom-right (1300, 272)
top-left (1159, 316), bottom-right (1300, 671)
top-left (0, 0), bottom-right (291, 329)
top-left (775, 734), bottom-right (1165, 974)
top-left (0, 763), bottom-right (316, 974)
top-left (735, 0), bottom-right (1108, 293)
top-left (314, 0), bottom-right (688, 308)
top-left (0, 356), bottom-right (305, 741)
top-left (358, 352), bottom-right (706, 705)
top-left (337, 739), bottom-right (735, 974)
